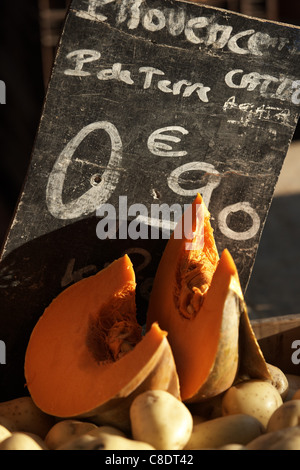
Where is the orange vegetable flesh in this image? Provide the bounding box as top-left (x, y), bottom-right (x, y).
top-left (177, 249), bottom-right (240, 400)
top-left (173, 194), bottom-right (219, 318)
top-left (24, 255), bottom-right (170, 418)
top-left (146, 194), bottom-right (240, 401)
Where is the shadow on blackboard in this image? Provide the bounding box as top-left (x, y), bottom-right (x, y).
top-left (0, 216), bottom-right (167, 402)
top-left (246, 193), bottom-right (300, 321)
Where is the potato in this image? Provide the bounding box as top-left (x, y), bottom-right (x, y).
top-left (184, 413), bottom-right (263, 450)
top-left (86, 425), bottom-right (126, 438)
top-left (0, 424), bottom-right (12, 444)
top-left (0, 416), bottom-right (17, 432)
top-left (23, 432), bottom-right (48, 449)
top-left (246, 426), bottom-right (300, 450)
top-left (217, 444), bottom-right (247, 450)
top-left (56, 434), bottom-right (98, 450)
top-left (266, 363), bottom-right (289, 400)
top-left (267, 400), bottom-right (300, 432)
top-left (130, 390), bottom-right (193, 450)
top-left (0, 396), bottom-right (55, 438)
top-left (222, 379), bottom-right (283, 429)
top-left (0, 432), bottom-right (44, 450)
top-left (45, 419), bottom-right (98, 449)
top-left (57, 433), bottom-right (155, 450)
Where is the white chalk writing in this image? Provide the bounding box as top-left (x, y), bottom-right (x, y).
top-left (64, 49), bottom-right (211, 102)
top-left (225, 69), bottom-right (300, 104)
top-left (75, 0), bottom-right (297, 57)
top-left (46, 121), bottom-right (122, 220)
top-left (218, 202), bottom-right (260, 241)
top-left (47, 121), bottom-right (261, 243)
top-left (167, 161), bottom-right (221, 209)
top-left (147, 126), bottom-right (188, 157)
top-left (63, 49), bottom-right (299, 105)
top-left (64, 49), bottom-right (101, 76)
top-left (223, 96), bottom-right (292, 126)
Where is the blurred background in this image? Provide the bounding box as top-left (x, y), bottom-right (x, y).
top-left (0, 0), bottom-right (299, 322)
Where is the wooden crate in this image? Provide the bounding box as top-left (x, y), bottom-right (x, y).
top-left (252, 315), bottom-right (300, 375)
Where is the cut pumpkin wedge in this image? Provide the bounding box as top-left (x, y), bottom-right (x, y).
top-left (24, 255), bottom-right (180, 431)
top-left (146, 194), bottom-right (271, 402)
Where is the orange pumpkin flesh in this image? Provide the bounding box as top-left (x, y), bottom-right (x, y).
top-left (146, 193), bottom-right (219, 328)
top-left (24, 255), bottom-right (179, 430)
top-left (162, 193), bottom-right (219, 320)
top-left (146, 194), bottom-right (270, 402)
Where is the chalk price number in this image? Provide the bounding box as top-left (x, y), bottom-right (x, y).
top-left (46, 121), bottom-right (261, 243)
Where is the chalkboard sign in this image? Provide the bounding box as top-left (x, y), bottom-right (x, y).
top-left (1, 0), bottom-right (300, 401)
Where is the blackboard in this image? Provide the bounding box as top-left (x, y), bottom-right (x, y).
top-left (1, 0), bottom-right (300, 401)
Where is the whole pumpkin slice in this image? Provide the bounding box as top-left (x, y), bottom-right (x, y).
top-left (146, 194), bottom-right (270, 403)
top-left (24, 255), bottom-right (180, 431)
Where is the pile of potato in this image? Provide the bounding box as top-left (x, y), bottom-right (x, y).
top-left (0, 364), bottom-right (300, 450)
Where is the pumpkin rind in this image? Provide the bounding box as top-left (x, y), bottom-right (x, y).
top-left (146, 194), bottom-right (270, 402)
top-left (24, 255), bottom-right (180, 431)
